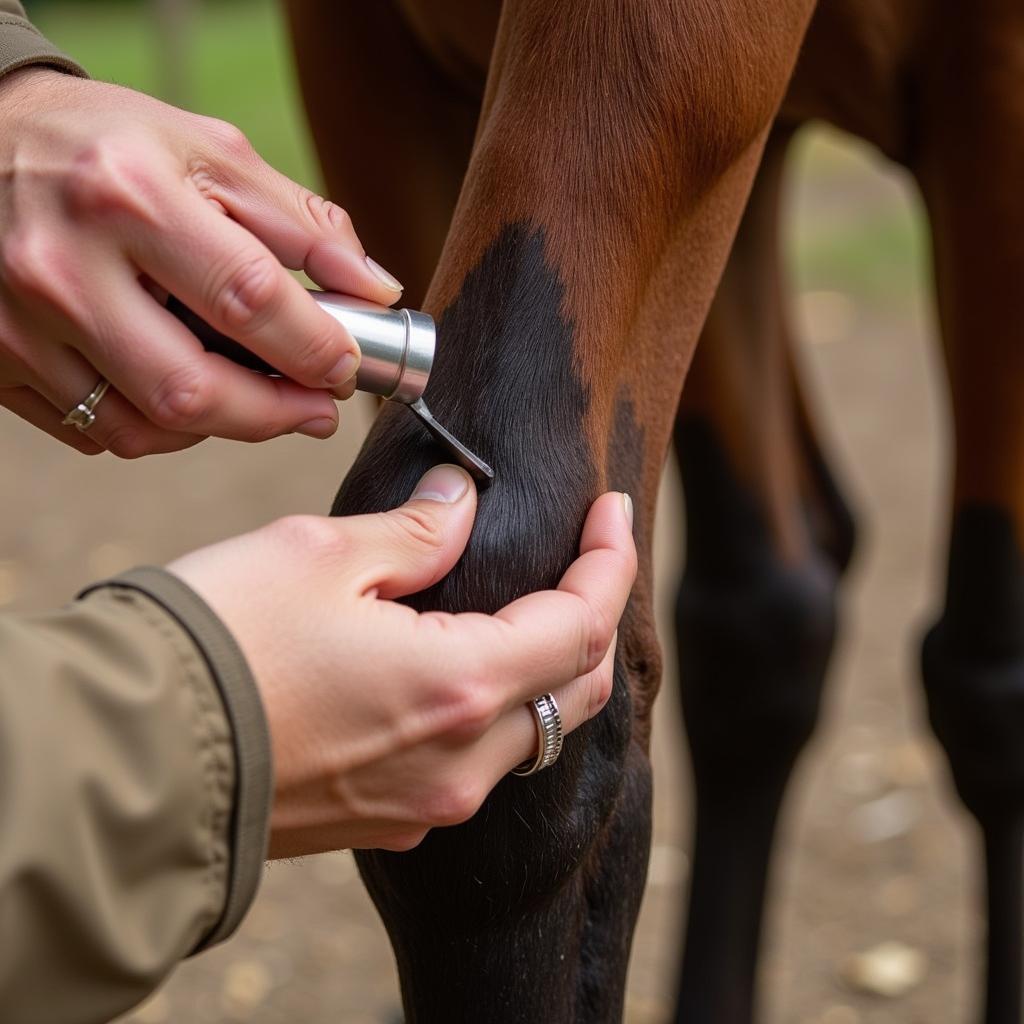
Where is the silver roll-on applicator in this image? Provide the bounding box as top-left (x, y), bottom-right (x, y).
top-left (167, 290), bottom-right (494, 483)
top-left (316, 294), bottom-right (434, 403)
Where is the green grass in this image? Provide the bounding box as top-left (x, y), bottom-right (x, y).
top-left (787, 128), bottom-right (931, 303)
top-left (29, 0), bottom-right (320, 190)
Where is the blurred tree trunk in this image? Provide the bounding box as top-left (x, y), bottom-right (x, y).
top-left (152, 0), bottom-right (194, 107)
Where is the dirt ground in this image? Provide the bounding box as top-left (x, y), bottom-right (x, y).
top-left (0, 132), bottom-right (981, 1023)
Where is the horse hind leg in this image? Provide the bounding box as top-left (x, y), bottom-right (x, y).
top-left (915, 19), bottom-right (1024, 1020)
top-left (283, 0), bottom-right (493, 307)
top-left (671, 126), bottom-right (857, 1024)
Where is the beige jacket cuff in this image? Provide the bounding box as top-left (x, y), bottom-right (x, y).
top-left (82, 567), bottom-right (273, 951)
top-left (0, 5), bottom-right (87, 82)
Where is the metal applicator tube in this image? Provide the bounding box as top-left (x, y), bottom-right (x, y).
top-left (168, 291), bottom-right (434, 402)
top-left (167, 290), bottom-right (494, 482)
top-left (315, 293), bottom-right (434, 403)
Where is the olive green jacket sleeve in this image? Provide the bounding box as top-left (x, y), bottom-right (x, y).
top-left (0, 568), bottom-right (273, 1024)
top-left (0, 2), bottom-right (87, 81)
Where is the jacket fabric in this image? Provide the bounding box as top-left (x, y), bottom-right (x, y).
top-left (0, 9), bottom-right (275, 1020)
top-left (0, 1), bottom-right (85, 81)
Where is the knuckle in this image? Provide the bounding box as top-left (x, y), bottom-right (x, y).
top-left (103, 424), bottom-right (151, 460)
top-left (67, 138), bottom-right (159, 221)
top-left (426, 778), bottom-right (484, 828)
top-left (146, 363), bottom-right (211, 430)
top-left (305, 193), bottom-right (353, 235)
top-left (451, 680), bottom-right (498, 736)
top-left (385, 506), bottom-right (446, 557)
top-left (202, 118), bottom-right (255, 162)
top-left (210, 254), bottom-right (283, 335)
top-left (583, 604), bottom-right (617, 675)
top-left (292, 323), bottom-right (341, 381)
top-left (0, 229), bottom-right (58, 299)
top-left (426, 670), bottom-right (497, 740)
top-left (589, 662), bottom-right (615, 717)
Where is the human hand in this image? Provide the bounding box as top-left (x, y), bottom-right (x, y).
top-left (0, 68), bottom-right (404, 457)
top-left (168, 467), bottom-right (637, 856)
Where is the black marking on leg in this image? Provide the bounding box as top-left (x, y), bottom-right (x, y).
top-left (334, 223), bottom-right (593, 613)
top-left (333, 223), bottom-right (641, 1022)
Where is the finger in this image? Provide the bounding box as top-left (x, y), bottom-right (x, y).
top-left (411, 492), bottom-right (635, 702)
top-left (16, 337), bottom-right (205, 458)
top-left (80, 276), bottom-right (341, 442)
top-left (189, 137), bottom-right (403, 302)
top-left (0, 386), bottom-right (103, 454)
top-left (522, 490), bottom-right (637, 668)
top-left (125, 188), bottom-right (362, 389)
top-left (344, 465), bottom-right (478, 598)
top-left (479, 637), bottom-right (618, 783)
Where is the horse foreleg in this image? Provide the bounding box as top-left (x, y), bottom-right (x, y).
top-left (327, 2), bottom-right (818, 1019)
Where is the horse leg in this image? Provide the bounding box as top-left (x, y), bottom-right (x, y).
top-left (916, 17), bottom-right (1024, 1021)
top-left (670, 126), bottom-right (853, 1024)
top-left (323, 2), bottom-right (818, 1019)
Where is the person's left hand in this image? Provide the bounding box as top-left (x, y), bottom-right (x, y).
top-left (169, 466), bottom-right (636, 856)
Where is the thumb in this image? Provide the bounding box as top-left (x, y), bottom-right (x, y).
top-left (351, 465), bottom-right (478, 599)
top-left (204, 143), bottom-right (404, 304)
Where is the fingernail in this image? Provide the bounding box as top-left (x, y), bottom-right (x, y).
top-left (623, 493), bottom-right (634, 529)
top-left (324, 350), bottom-right (360, 388)
top-left (295, 416), bottom-right (338, 439)
top-left (365, 256), bottom-right (403, 293)
top-left (411, 464), bottom-right (470, 503)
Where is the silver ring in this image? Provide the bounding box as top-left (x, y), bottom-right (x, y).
top-left (62, 378), bottom-right (110, 432)
top-left (511, 693), bottom-right (564, 777)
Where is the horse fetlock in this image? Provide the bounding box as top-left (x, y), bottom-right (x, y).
top-left (923, 624), bottom-right (1024, 822)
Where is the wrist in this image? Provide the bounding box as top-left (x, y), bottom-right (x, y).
top-left (0, 65), bottom-right (67, 113)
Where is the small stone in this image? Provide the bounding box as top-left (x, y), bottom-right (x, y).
top-left (847, 790), bottom-right (922, 843)
top-left (220, 959), bottom-right (273, 1015)
top-left (841, 940), bottom-right (928, 998)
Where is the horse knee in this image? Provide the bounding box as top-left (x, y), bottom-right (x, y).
top-left (677, 553), bottom-right (838, 782)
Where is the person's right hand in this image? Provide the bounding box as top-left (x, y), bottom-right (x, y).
top-left (0, 68), bottom-right (405, 457)
top-left (168, 466), bottom-right (637, 856)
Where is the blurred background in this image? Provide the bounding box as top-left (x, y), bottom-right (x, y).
top-left (4, 2), bottom-right (974, 1022)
